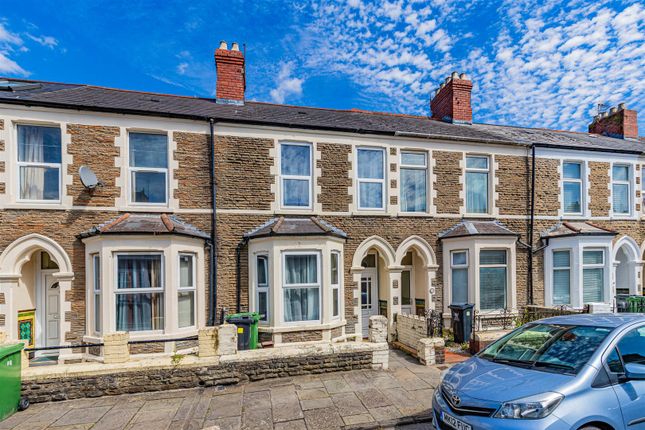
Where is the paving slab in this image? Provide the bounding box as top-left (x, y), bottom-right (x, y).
top-left (2, 349), bottom-right (445, 430)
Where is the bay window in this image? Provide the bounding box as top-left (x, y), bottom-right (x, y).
top-left (17, 124), bottom-right (61, 201)
top-left (256, 255), bottom-right (269, 321)
top-left (280, 142), bottom-right (312, 208)
top-left (552, 250), bottom-right (571, 305)
top-left (563, 162), bottom-right (583, 214)
top-left (178, 254), bottom-right (196, 328)
top-left (479, 250), bottom-right (507, 310)
top-left (450, 251), bottom-right (468, 304)
top-left (583, 249), bottom-right (604, 303)
top-left (400, 151), bottom-right (427, 212)
top-left (331, 252), bottom-right (340, 319)
top-left (92, 254), bottom-right (101, 334)
top-left (283, 253), bottom-right (321, 322)
top-left (612, 164), bottom-right (631, 215)
top-left (129, 132), bottom-right (168, 204)
top-left (357, 147), bottom-right (385, 210)
top-left (465, 155), bottom-right (489, 214)
top-left (116, 254), bottom-right (164, 331)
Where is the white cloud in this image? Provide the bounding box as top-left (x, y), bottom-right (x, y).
top-left (0, 52), bottom-right (27, 75)
top-left (0, 22), bottom-right (27, 75)
top-left (269, 62), bottom-right (304, 104)
top-left (26, 34), bottom-right (58, 49)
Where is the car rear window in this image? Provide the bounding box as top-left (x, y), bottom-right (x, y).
top-left (479, 324), bottom-right (612, 374)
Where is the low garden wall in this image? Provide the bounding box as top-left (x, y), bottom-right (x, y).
top-left (394, 314), bottom-right (444, 365)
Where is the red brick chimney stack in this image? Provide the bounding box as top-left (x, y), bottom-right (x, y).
top-left (215, 41), bottom-right (245, 105)
top-left (588, 103), bottom-right (638, 140)
top-left (430, 72), bottom-right (473, 124)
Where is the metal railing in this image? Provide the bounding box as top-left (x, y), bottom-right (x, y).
top-left (23, 335), bottom-right (198, 353)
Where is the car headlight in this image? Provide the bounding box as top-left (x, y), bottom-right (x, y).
top-left (495, 392), bottom-right (563, 419)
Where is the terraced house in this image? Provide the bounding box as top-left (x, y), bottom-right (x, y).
top-left (0, 41), bottom-right (642, 363)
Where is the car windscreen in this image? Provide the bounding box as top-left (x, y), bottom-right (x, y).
top-left (478, 323), bottom-right (613, 374)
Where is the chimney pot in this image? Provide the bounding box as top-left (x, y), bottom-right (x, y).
top-left (459, 73), bottom-right (468, 80)
top-left (440, 82), bottom-right (445, 89)
top-left (219, 40), bottom-right (228, 50)
top-left (610, 107), bottom-right (618, 114)
top-left (231, 42), bottom-right (240, 51)
top-left (588, 101), bottom-right (638, 139)
top-left (451, 71), bottom-right (460, 79)
top-left (618, 103), bottom-right (626, 110)
top-left (444, 77), bottom-right (451, 84)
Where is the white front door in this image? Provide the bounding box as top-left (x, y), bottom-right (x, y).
top-left (43, 274), bottom-right (60, 352)
top-left (361, 268), bottom-right (378, 337)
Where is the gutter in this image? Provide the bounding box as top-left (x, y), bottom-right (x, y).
top-left (208, 118), bottom-right (219, 326)
top-left (528, 144), bottom-right (536, 305)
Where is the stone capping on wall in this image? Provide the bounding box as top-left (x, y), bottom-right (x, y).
top-left (395, 313), bottom-right (445, 366)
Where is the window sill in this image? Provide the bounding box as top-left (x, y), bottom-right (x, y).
top-left (258, 319), bottom-right (346, 333)
top-left (462, 213), bottom-right (495, 219)
top-left (397, 212), bottom-right (431, 217)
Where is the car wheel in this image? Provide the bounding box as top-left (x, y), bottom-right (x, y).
top-left (578, 426), bottom-right (603, 430)
top-left (18, 396), bottom-right (29, 411)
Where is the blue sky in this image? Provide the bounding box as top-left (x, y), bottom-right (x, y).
top-left (1, 0), bottom-right (644, 134)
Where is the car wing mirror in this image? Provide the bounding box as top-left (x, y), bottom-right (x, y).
top-left (624, 363), bottom-right (645, 380)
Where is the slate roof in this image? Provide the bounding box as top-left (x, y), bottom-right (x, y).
top-left (0, 78), bottom-right (642, 154)
top-left (78, 213), bottom-right (210, 240)
top-left (540, 221), bottom-right (617, 239)
top-left (244, 217), bottom-right (348, 240)
top-left (438, 220), bottom-right (519, 239)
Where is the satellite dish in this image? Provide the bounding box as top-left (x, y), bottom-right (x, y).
top-left (79, 166), bottom-right (101, 189)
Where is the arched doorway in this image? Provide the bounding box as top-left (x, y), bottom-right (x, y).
top-left (394, 236), bottom-right (439, 316)
top-left (351, 236), bottom-right (396, 338)
top-left (0, 234), bottom-right (73, 362)
top-left (613, 236), bottom-right (642, 297)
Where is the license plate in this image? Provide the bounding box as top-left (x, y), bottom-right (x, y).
top-left (441, 411), bottom-right (472, 430)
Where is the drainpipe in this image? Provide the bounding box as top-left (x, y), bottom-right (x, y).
top-left (208, 118), bottom-right (219, 326)
top-left (527, 144), bottom-right (536, 305)
top-left (236, 237), bottom-right (249, 313)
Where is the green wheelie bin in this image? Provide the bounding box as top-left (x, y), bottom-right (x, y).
top-left (0, 343), bottom-right (29, 421)
top-left (225, 312), bottom-right (261, 350)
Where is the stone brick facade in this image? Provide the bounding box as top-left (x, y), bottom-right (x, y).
top-left (496, 155), bottom-right (529, 215)
top-left (534, 158), bottom-right (560, 216)
top-left (174, 132), bottom-right (211, 209)
top-left (433, 151), bottom-right (462, 214)
top-left (317, 142), bottom-right (352, 212)
top-left (281, 330), bottom-right (323, 343)
top-left (589, 161), bottom-right (611, 216)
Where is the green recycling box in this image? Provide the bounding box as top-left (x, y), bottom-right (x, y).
top-left (225, 312), bottom-right (261, 350)
top-left (0, 343), bottom-right (26, 421)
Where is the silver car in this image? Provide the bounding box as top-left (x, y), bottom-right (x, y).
top-left (433, 314), bottom-right (645, 430)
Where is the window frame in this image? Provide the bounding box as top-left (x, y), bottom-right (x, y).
top-left (114, 252), bottom-right (165, 333)
top-left (279, 141), bottom-right (313, 209)
top-left (551, 249), bottom-right (571, 305)
top-left (92, 254), bottom-right (101, 335)
top-left (478, 249), bottom-right (508, 311)
top-left (281, 250), bottom-right (322, 325)
top-left (465, 154), bottom-right (490, 214)
top-left (256, 254), bottom-right (270, 323)
top-left (127, 131), bottom-right (169, 206)
top-left (562, 161), bottom-right (584, 216)
top-left (331, 251), bottom-right (341, 320)
top-left (16, 124), bottom-right (62, 204)
top-left (611, 163), bottom-right (632, 216)
top-left (356, 147), bottom-right (386, 211)
top-left (177, 253), bottom-right (197, 329)
top-left (400, 150), bottom-right (428, 213)
top-left (582, 248), bottom-right (605, 304)
top-left (450, 250), bottom-right (469, 305)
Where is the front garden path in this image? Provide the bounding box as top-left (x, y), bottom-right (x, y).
top-left (1, 350), bottom-right (448, 430)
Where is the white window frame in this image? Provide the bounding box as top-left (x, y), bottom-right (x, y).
top-left (478, 249), bottom-right (508, 311)
top-left (114, 252), bottom-right (165, 333)
top-left (582, 248), bottom-right (605, 303)
top-left (177, 253), bottom-right (197, 329)
top-left (562, 161), bottom-right (584, 216)
top-left (256, 254), bottom-right (270, 323)
top-left (551, 249), bottom-right (571, 305)
top-left (279, 141), bottom-right (313, 209)
top-left (127, 132), bottom-right (169, 206)
top-left (356, 147), bottom-right (386, 211)
top-left (281, 251), bottom-right (322, 325)
top-left (611, 163), bottom-right (632, 216)
top-left (92, 254), bottom-right (101, 335)
top-left (465, 154), bottom-right (490, 215)
top-left (331, 251), bottom-right (341, 320)
top-left (450, 250), bottom-right (468, 304)
top-left (400, 150), bottom-right (428, 213)
top-left (16, 124), bottom-right (62, 204)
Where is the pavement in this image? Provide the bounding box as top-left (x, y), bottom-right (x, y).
top-left (0, 349), bottom-right (450, 430)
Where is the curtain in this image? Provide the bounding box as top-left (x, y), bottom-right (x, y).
top-left (466, 172), bottom-right (488, 213)
top-left (283, 178), bottom-right (309, 206)
top-left (583, 268), bottom-right (604, 303)
top-left (281, 144), bottom-right (310, 176)
top-left (401, 168), bottom-right (427, 212)
top-left (116, 256), bottom-right (163, 331)
top-left (451, 268), bottom-right (468, 304)
top-left (357, 149), bottom-right (384, 179)
top-left (563, 182), bottom-right (581, 213)
top-left (284, 254), bottom-right (319, 322)
top-left (612, 184), bottom-right (629, 214)
top-left (553, 251), bottom-right (570, 304)
top-left (19, 126), bottom-right (45, 200)
top-left (359, 182), bottom-right (383, 208)
top-left (178, 291), bottom-right (195, 328)
top-left (129, 133), bottom-right (168, 168)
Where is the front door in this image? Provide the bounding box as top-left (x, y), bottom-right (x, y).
top-left (401, 270), bottom-right (413, 315)
top-left (43, 274), bottom-right (60, 353)
top-left (361, 268), bottom-right (378, 337)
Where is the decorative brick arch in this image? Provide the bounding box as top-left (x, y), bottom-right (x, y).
top-left (351, 235), bottom-right (396, 270)
top-left (0, 233), bottom-right (73, 277)
top-left (395, 235), bottom-right (438, 268)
